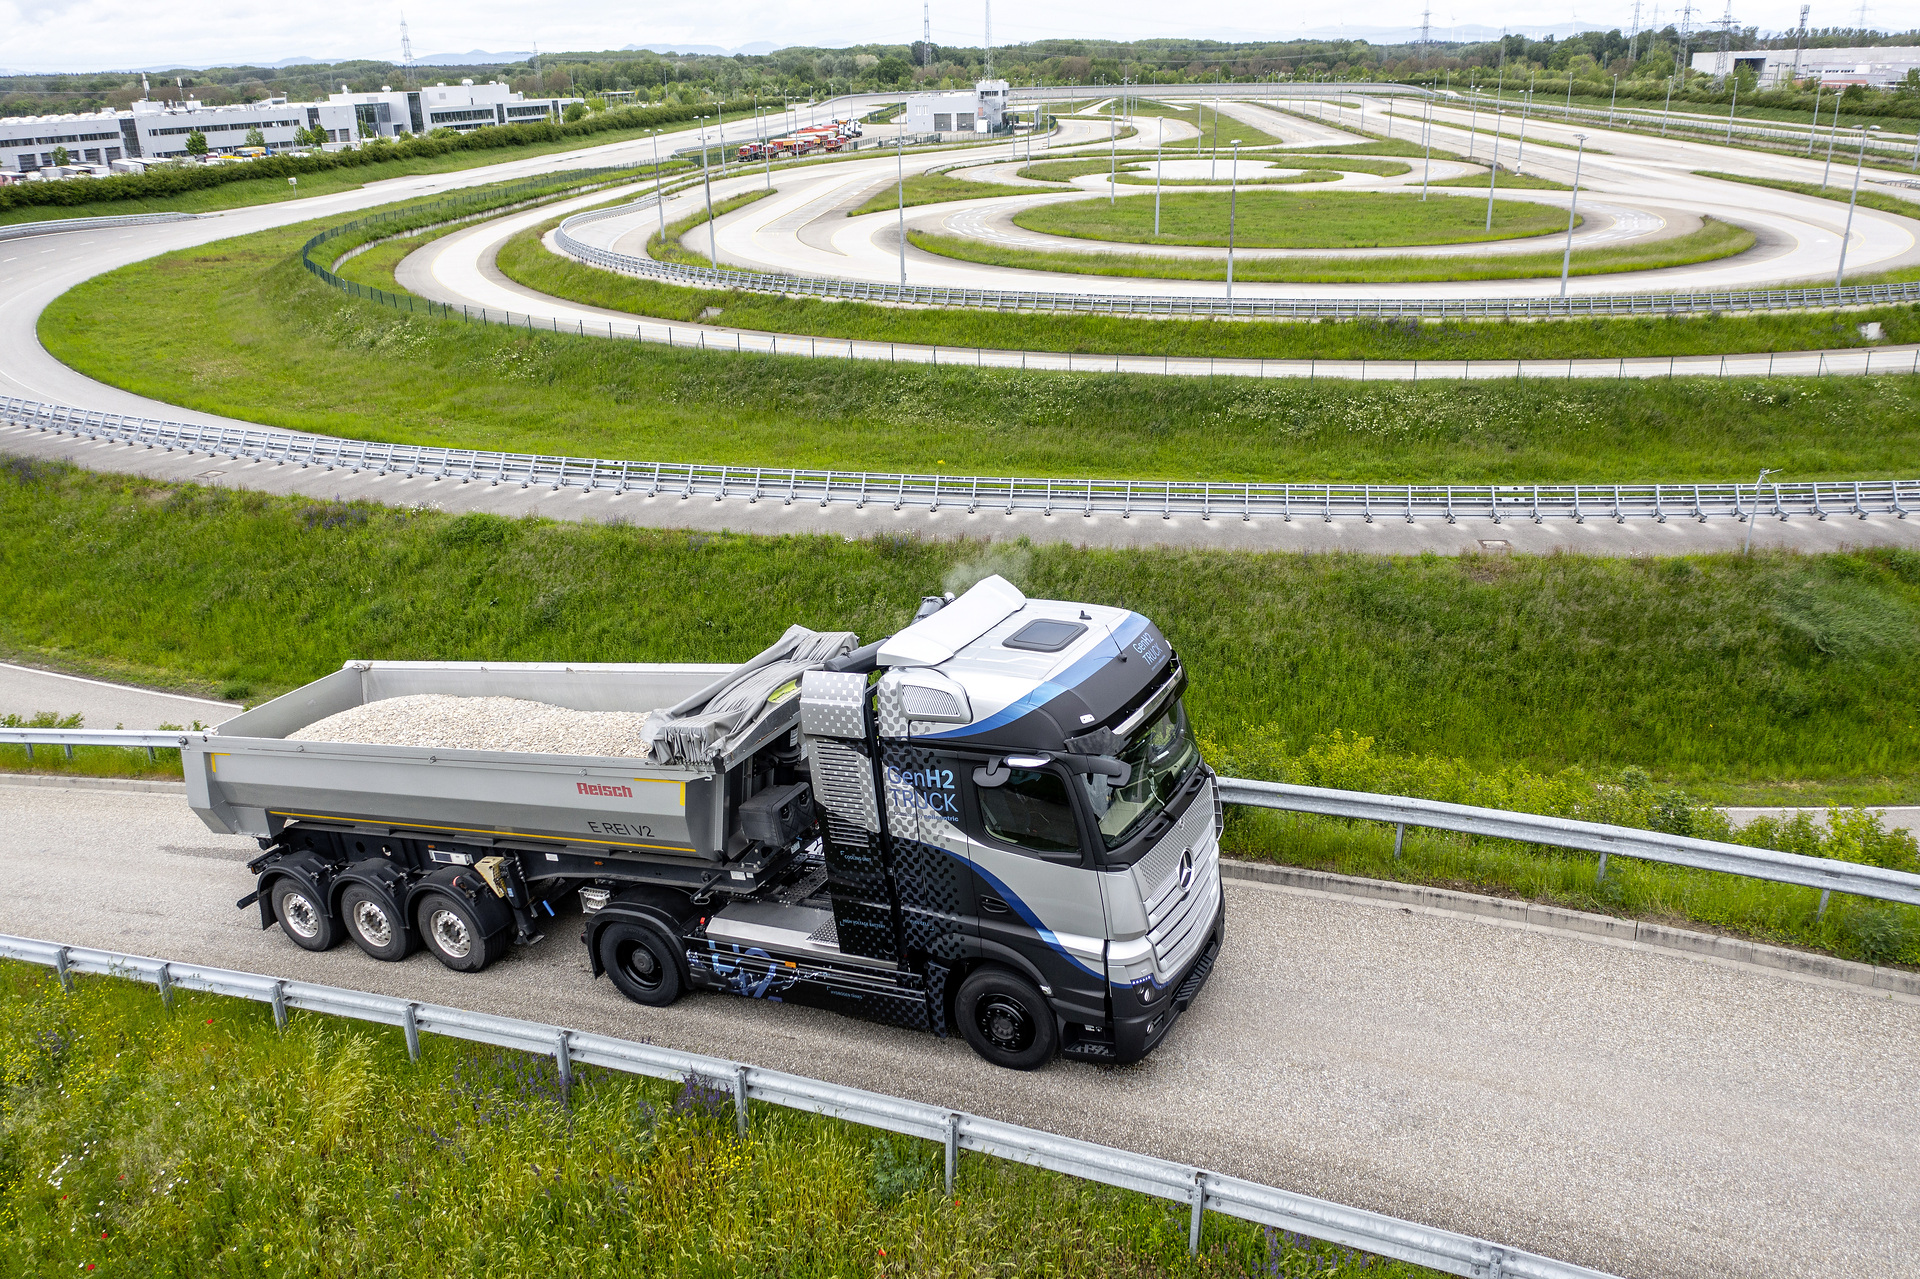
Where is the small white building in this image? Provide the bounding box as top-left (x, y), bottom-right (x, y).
top-left (903, 79), bottom-right (1010, 136)
top-left (1690, 44), bottom-right (1920, 88)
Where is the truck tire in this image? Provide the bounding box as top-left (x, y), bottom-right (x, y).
top-left (340, 883), bottom-right (412, 962)
top-left (272, 878), bottom-right (341, 952)
top-left (954, 967), bottom-right (1058, 1071)
top-left (416, 892), bottom-right (507, 973)
top-left (597, 922), bottom-right (683, 1007)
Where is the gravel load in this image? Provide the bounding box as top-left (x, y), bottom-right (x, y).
top-left (290, 694), bottom-right (654, 757)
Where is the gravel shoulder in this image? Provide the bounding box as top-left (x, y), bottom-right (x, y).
top-left (2, 780), bottom-right (1913, 1279)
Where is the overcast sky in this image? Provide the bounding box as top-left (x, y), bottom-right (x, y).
top-left (1, 0), bottom-right (1884, 75)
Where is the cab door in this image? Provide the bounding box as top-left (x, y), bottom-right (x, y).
top-left (958, 762), bottom-right (1109, 1027)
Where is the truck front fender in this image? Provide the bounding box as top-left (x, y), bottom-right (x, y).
top-left (584, 886), bottom-right (698, 979)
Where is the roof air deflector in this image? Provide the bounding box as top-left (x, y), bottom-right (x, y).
top-left (878, 575), bottom-right (1026, 668)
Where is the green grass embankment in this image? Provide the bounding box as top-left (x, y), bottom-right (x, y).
top-left (1695, 171), bottom-right (1920, 222)
top-left (498, 220), bottom-right (1920, 362)
top-left (4, 463), bottom-right (1917, 961)
top-left (846, 172), bottom-right (1061, 216)
top-left (36, 210), bottom-right (1920, 480)
top-left (1011, 190), bottom-right (1570, 248)
top-left (646, 188), bottom-right (777, 266)
top-left (908, 217), bottom-right (1752, 283)
top-left (0, 961), bottom-right (1387, 1277)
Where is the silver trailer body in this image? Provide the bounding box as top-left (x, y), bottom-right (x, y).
top-left (187, 661), bottom-right (761, 862)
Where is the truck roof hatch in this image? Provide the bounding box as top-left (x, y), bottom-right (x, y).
top-left (877, 575), bottom-right (1026, 668)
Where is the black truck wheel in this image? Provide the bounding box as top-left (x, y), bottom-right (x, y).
top-left (272, 878), bottom-right (341, 952)
top-left (597, 923), bottom-right (684, 1007)
top-left (340, 883), bottom-right (412, 962)
top-left (955, 967), bottom-right (1058, 1071)
top-left (416, 892), bottom-right (506, 973)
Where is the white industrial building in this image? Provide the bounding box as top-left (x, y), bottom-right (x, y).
top-left (904, 79), bottom-right (1009, 136)
top-left (2, 79), bottom-right (581, 174)
top-left (1690, 45), bottom-right (1920, 88)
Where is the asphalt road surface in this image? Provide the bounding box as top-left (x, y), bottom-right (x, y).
top-left (4, 779), bottom-right (1914, 1279)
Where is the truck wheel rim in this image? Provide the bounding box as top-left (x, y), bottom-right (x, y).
top-left (429, 908), bottom-right (472, 959)
top-left (616, 940), bottom-right (662, 989)
top-left (282, 892), bottom-right (321, 939)
top-left (353, 900), bottom-right (393, 948)
top-left (977, 995), bottom-right (1035, 1054)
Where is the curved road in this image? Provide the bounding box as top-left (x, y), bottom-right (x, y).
top-left (3, 778), bottom-right (1914, 1279)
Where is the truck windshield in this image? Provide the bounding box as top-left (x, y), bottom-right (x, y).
top-left (1088, 699), bottom-right (1200, 850)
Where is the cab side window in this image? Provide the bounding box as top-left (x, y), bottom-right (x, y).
top-left (976, 768), bottom-right (1082, 856)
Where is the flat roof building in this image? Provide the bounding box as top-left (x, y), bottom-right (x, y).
top-left (1690, 45), bottom-right (1920, 87)
top-left (903, 79), bottom-right (1010, 137)
top-left (2, 79), bottom-right (582, 173)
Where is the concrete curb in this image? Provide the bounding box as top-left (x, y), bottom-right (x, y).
top-left (1221, 858), bottom-right (1919, 998)
top-left (0, 773), bottom-right (186, 795)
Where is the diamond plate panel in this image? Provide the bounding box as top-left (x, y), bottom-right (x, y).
top-left (874, 677), bottom-right (909, 739)
top-left (800, 669), bottom-right (868, 740)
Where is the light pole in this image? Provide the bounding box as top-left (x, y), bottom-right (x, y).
top-left (1109, 87), bottom-right (1118, 205)
top-left (1744, 468), bottom-right (1781, 555)
top-left (1466, 85), bottom-right (1479, 159)
top-left (1484, 107), bottom-right (1503, 231)
top-left (1807, 80), bottom-right (1822, 156)
top-left (896, 131), bottom-right (907, 285)
top-left (1821, 90), bottom-right (1841, 187)
top-left (699, 116), bottom-right (717, 270)
top-left (1420, 97), bottom-right (1433, 202)
top-left (1225, 139), bottom-right (1240, 303)
top-left (1154, 115), bottom-right (1164, 236)
top-left (1608, 74), bottom-right (1618, 126)
top-left (1559, 133), bottom-right (1587, 298)
top-left (1835, 129), bottom-right (1866, 286)
top-left (1515, 89), bottom-right (1532, 172)
top-left (650, 129), bottom-right (666, 243)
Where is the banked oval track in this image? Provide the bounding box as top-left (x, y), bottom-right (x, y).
top-left (1, 110), bottom-right (1919, 1279)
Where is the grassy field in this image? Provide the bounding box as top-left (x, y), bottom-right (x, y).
top-left (37, 211), bottom-right (1920, 481)
top-left (1010, 190), bottom-right (1571, 248)
top-left (909, 216), bottom-right (1752, 282)
top-left (1695, 171), bottom-right (1920, 222)
top-left (0, 962), bottom-right (1389, 1278)
top-left (5, 464), bottom-right (1919, 956)
top-left (1427, 171), bottom-right (1574, 190)
top-left (845, 172), bottom-right (1061, 217)
top-left (499, 219), bottom-right (1920, 362)
top-left (1105, 100), bottom-right (1287, 150)
top-left (7, 462), bottom-right (1919, 790)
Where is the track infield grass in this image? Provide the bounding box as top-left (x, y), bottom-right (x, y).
top-left (31, 208), bottom-right (1920, 484)
top-left (1010, 189), bottom-right (1571, 248)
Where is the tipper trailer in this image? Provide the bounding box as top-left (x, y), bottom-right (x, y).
top-left (188, 576), bottom-right (1224, 1069)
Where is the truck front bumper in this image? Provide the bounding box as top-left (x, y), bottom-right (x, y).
top-left (1101, 896), bottom-right (1226, 1066)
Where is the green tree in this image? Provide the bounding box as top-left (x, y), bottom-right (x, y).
top-left (875, 56), bottom-right (913, 86)
top-left (51, 145), bottom-right (70, 166)
top-left (563, 102), bottom-right (587, 123)
top-left (184, 131), bottom-right (207, 156)
top-left (244, 127), bottom-right (265, 147)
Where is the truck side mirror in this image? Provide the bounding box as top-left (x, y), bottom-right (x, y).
top-left (1075, 756), bottom-right (1132, 786)
top-left (973, 758), bottom-right (1009, 788)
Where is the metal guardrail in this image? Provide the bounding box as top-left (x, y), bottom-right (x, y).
top-left (551, 204), bottom-right (1920, 322)
top-left (5, 394), bottom-right (1916, 524)
top-left (0, 211), bottom-right (195, 241)
top-left (0, 930), bottom-right (1617, 1278)
top-left (1217, 779), bottom-right (1920, 907)
top-left (7, 724), bottom-right (1917, 908)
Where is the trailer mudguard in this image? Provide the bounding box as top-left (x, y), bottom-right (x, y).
top-left (584, 885), bottom-right (700, 979)
top-left (330, 861), bottom-right (417, 948)
top-left (406, 866), bottom-right (515, 941)
top-left (251, 851), bottom-right (336, 931)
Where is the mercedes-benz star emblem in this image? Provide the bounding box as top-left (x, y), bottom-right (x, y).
top-left (1178, 849), bottom-right (1194, 890)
